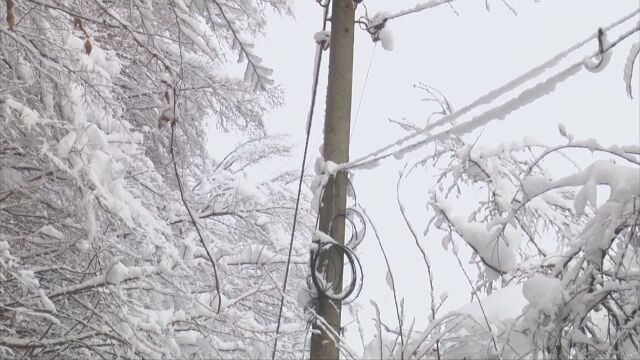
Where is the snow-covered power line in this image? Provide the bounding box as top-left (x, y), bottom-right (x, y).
top-left (385, 0), bottom-right (456, 22)
top-left (337, 7), bottom-right (640, 172)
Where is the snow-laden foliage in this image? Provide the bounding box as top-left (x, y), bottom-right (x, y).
top-left (356, 70), bottom-right (639, 359)
top-left (0, 0), bottom-right (313, 358)
top-left (418, 133), bottom-right (639, 359)
top-left (354, 124), bottom-right (639, 360)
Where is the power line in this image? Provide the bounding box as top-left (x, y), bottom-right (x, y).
top-left (350, 42), bottom-right (377, 143)
top-left (385, 0), bottom-right (455, 22)
top-left (271, 2), bottom-right (330, 358)
top-left (339, 7), bottom-right (640, 172)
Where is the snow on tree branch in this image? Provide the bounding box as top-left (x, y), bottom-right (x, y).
top-left (0, 0), bottom-right (309, 357)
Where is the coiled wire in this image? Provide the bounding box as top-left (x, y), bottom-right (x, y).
top-left (307, 175), bottom-right (365, 304)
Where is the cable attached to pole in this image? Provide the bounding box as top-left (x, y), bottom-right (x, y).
top-left (271, 2), bottom-right (331, 359)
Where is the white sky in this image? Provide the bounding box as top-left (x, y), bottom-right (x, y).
top-left (210, 0), bottom-right (639, 355)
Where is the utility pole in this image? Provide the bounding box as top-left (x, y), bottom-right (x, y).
top-left (309, 0), bottom-right (355, 359)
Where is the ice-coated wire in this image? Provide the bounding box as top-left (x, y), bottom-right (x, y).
top-left (339, 7), bottom-right (640, 172)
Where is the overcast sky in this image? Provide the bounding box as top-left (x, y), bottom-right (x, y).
top-left (210, 0), bottom-right (639, 354)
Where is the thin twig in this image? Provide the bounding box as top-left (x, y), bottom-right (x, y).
top-left (396, 167), bottom-right (441, 360)
top-left (361, 208), bottom-right (405, 359)
top-left (450, 236), bottom-right (499, 353)
top-left (169, 124), bottom-right (222, 314)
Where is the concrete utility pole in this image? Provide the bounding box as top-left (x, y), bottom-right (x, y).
top-left (309, 0), bottom-right (355, 359)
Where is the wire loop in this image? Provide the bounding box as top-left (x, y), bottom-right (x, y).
top-left (306, 175), bottom-right (365, 305)
top-left (309, 234), bottom-right (363, 303)
top-left (591, 27), bottom-right (606, 68)
top-left (356, 15), bottom-right (388, 43)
